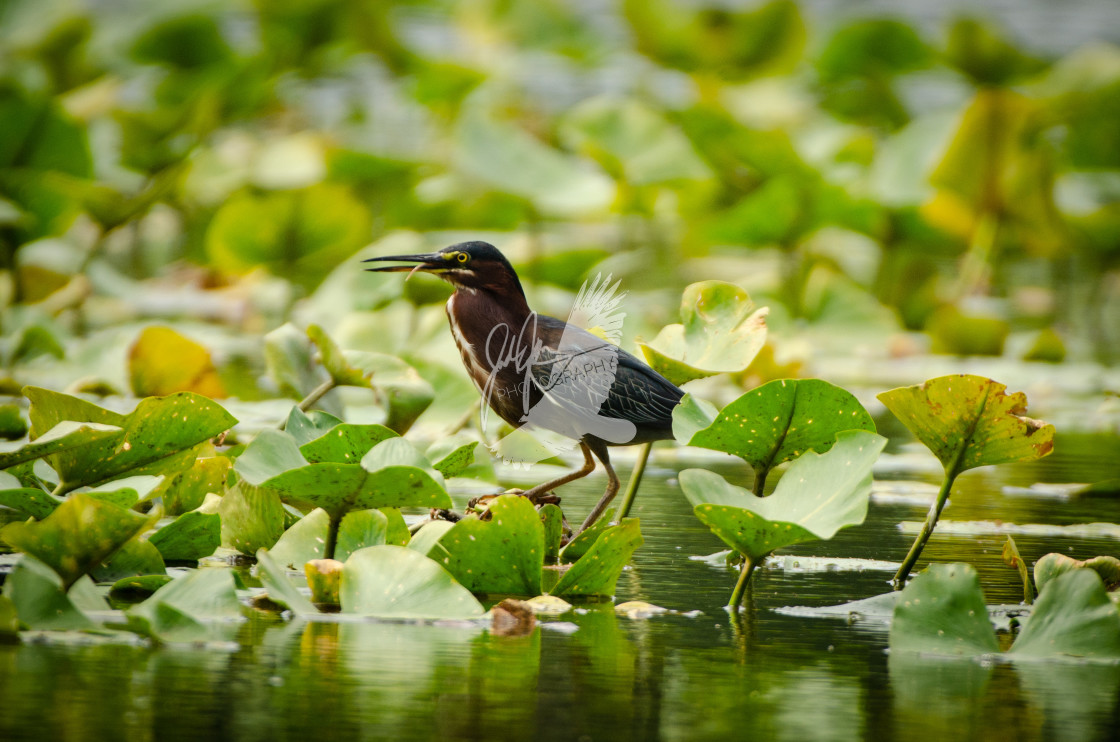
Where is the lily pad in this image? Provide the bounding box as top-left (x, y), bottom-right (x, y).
top-left (0, 492), bottom-right (155, 589)
top-left (1, 556), bottom-right (96, 631)
top-left (147, 511), bottom-right (221, 562)
top-left (265, 324), bottom-right (328, 402)
top-left (24, 387), bottom-right (237, 494)
top-left (307, 324), bottom-right (374, 389)
top-left (682, 430), bottom-right (886, 564)
top-left (343, 352), bottom-right (436, 434)
top-left (127, 567), bottom-right (243, 643)
top-left (128, 326), bottom-right (226, 398)
top-left (108, 574), bottom-right (175, 600)
top-left (889, 563), bottom-right (999, 656)
top-left (256, 548), bottom-right (318, 617)
top-left (284, 406), bottom-right (344, 445)
top-left (0, 487), bottom-right (62, 520)
top-left (269, 508), bottom-right (331, 568)
top-left (638, 281), bottom-right (768, 386)
top-left (151, 456), bottom-right (231, 516)
top-left (435, 495), bottom-right (544, 596)
top-left (335, 509), bottom-right (390, 563)
top-left (0, 420), bottom-right (121, 471)
top-left (340, 545), bottom-right (484, 619)
top-left (1010, 570), bottom-right (1120, 659)
top-left (551, 519), bottom-right (643, 598)
top-left (1035, 553), bottom-right (1120, 592)
top-left (219, 481), bottom-right (285, 555)
top-left (300, 423), bottom-right (398, 464)
top-left (408, 520), bottom-right (456, 558)
top-left (428, 440), bottom-right (479, 479)
top-left (91, 536), bottom-right (166, 583)
top-left (877, 375), bottom-right (1055, 474)
top-left (679, 379), bottom-right (877, 493)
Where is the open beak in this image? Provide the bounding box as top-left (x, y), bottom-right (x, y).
top-left (363, 252), bottom-right (449, 279)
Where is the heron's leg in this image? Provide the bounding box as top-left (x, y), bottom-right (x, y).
top-left (576, 440), bottom-right (619, 535)
top-left (519, 442), bottom-right (597, 499)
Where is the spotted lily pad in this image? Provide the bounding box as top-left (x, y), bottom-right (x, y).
top-left (1010, 570), bottom-right (1120, 659)
top-left (24, 387), bottom-right (237, 494)
top-left (268, 508), bottom-right (331, 568)
top-left (638, 281), bottom-right (768, 386)
top-left (433, 495), bottom-right (545, 596)
top-left (889, 563), bottom-right (1000, 656)
top-left (681, 430), bottom-right (886, 594)
top-left (878, 375), bottom-right (1055, 474)
top-left (0, 420), bottom-right (121, 471)
top-left (0, 492), bottom-right (156, 589)
top-left (340, 545), bottom-right (484, 619)
top-left (551, 519), bottom-right (643, 598)
top-left (677, 379), bottom-right (877, 494)
top-left (147, 511), bottom-right (221, 562)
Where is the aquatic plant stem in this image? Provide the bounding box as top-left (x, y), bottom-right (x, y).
top-left (892, 471), bottom-right (958, 589)
top-left (728, 554), bottom-right (758, 608)
top-left (297, 379), bottom-right (336, 414)
top-left (615, 442), bottom-right (652, 520)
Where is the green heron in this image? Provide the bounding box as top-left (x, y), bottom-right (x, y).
top-left (365, 241), bottom-right (683, 534)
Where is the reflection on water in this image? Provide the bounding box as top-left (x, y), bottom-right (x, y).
top-left (2, 439), bottom-right (1119, 740)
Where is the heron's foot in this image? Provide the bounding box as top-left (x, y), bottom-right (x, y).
top-left (430, 508), bottom-right (461, 523)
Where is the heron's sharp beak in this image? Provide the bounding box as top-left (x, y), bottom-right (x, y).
top-left (363, 252), bottom-right (450, 278)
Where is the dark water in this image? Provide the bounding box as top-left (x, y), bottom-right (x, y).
top-left (2, 428), bottom-right (1118, 742)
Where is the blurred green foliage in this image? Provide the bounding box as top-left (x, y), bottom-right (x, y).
top-left (1, 0), bottom-right (1118, 380)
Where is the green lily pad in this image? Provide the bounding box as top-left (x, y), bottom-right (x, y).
top-left (1035, 553), bottom-right (1120, 592)
top-left (428, 439), bottom-right (479, 479)
top-left (1, 556), bottom-right (96, 630)
top-left (540, 503), bottom-right (564, 563)
top-left (234, 429), bottom-right (308, 484)
top-left (256, 548), bottom-right (318, 617)
top-left (681, 430), bottom-right (886, 563)
top-left (381, 508), bottom-right (411, 546)
top-left (300, 423), bottom-right (399, 464)
top-left (670, 393), bottom-right (720, 445)
top-left (1010, 570), bottom-right (1120, 659)
top-left (0, 488), bottom-right (62, 520)
top-left (91, 537), bottom-right (166, 583)
top-left (878, 375), bottom-right (1055, 475)
top-left (269, 508), bottom-right (330, 568)
top-left (219, 481), bottom-right (285, 555)
top-left (638, 281), bottom-right (768, 386)
top-left (408, 520), bottom-right (456, 558)
top-left (307, 324), bottom-right (374, 389)
top-left (340, 545), bottom-right (484, 619)
top-left (681, 379), bottom-right (877, 493)
top-left (258, 461), bottom-right (451, 520)
top-left (284, 406), bottom-right (344, 445)
top-left (206, 183), bottom-right (371, 291)
top-left (343, 352), bottom-right (436, 434)
top-left (559, 508), bottom-right (616, 564)
top-left (127, 568), bottom-right (243, 643)
top-left (0, 420), bottom-right (121, 470)
top-left (336, 509), bottom-right (390, 562)
top-left (435, 495), bottom-right (544, 596)
top-left (265, 324), bottom-right (328, 402)
top-left (0, 492), bottom-right (156, 589)
top-left (551, 519), bottom-right (643, 598)
top-left (108, 574), bottom-right (174, 600)
top-left (889, 563), bottom-right (1000, 656)
top-left (559, 96), bottom-right (711, 185)
top-left (24, 387), bottom-right (237, 494)
top-left (454, 102), bottom-right (614, 216)
top-left (151, 456), bottom-right (231, 516)
top-left (147, 511), bottom-right (221, 562)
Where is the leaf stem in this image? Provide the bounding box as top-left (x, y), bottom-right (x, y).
top-left (752, 468), bottom-right (768, 497)
top-left (51, 480), bottom-right (70, 498)
top-left (728, 554), bottom-right (758, 608)
top-left (615, 442), bottom-right (652, 520)
top-left (892, 470), bottom-right (957, 589)
top-left (297, 379), bottom-right (336, 414)
top-left (325, 513), bottom-right (341, 561)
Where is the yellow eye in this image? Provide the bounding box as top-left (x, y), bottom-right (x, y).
top-left (456, 252), bottom-right (469, 263)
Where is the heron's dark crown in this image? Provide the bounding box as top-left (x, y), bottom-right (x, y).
top-left (438, 241), bottom-right (526, 298)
